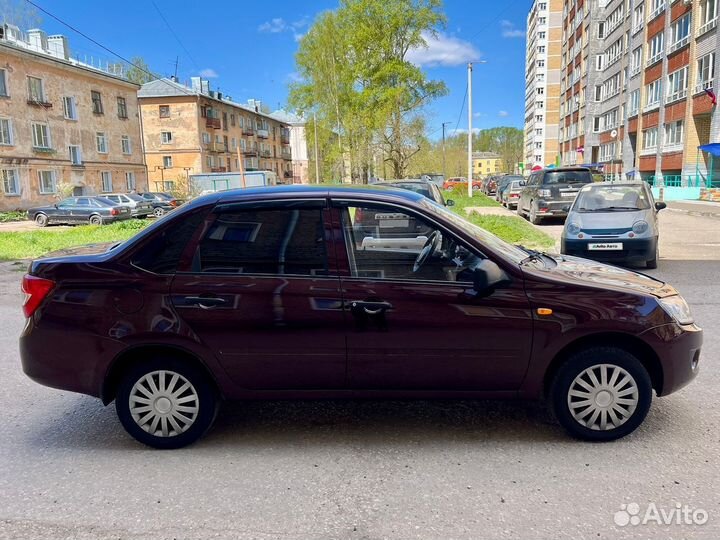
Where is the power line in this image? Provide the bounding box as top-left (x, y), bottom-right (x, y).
top-left (453, 84), bottom-right (468, 134)
top-left (150, 0), bottom-right (201, 72)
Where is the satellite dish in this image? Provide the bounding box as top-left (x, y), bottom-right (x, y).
top-left (611, 129), bottom-right (618, 138)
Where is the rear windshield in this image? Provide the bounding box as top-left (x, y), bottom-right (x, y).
top-left (574, 185), bottom-right (651, 212)
top-left (390, 183), bottom-right (430, 198)
top-left (126, 193), bottom-right (145, 201)
top-left (94, 197), bottom-right (115, 207)
top-left (543, 170), bottom-right (592, 185)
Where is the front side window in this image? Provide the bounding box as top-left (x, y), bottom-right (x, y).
top-left (32, 123), bottom-right (51, 149)
top-left (38, 170), bottom-right (56, 194)
top-left (648, 32), bottom-right (664, 63)
top-left (670, 14), bottom-right (691, 51)
top-left (643, 127), bottom-right (659, 150)
top-left (101, 171), bottom-right (112, 192)
top-left (697, 52), bottom-right (716, 90)
top-left (121, 135), bottom-right (132, 155)
top-left (646, 80), bottom-right (662, 108)
top-left (126, 172), bottom-right (136, 191)
top-left (163, 155), bottom-right (173, 168)
top-left (161, 131), bottom-right (173, 144)
top-left (664, 120), bottom-right (684, 147)
top-left (117, 96), bottom-right (128, 119)
top-left (1, 169), bottom-right (20, 195)
top-left (27, 76), bottom-right (45, 102)
top-left (194, 207), bottom-right (329, 275)
top-left (667, 67), bottom-right (688, 101)
top-left (63, 96), bottom-right (77, 120)
top-left (96, 132), bottom-right (108, 153)
top-left (0, 68), bottom-right (7, 97)
top-left (0, 118), bottom-right (12, 145)
top-left (91, 91), bottom-right (103, 114)
top-left (69, 145), bottom-right (82, 165)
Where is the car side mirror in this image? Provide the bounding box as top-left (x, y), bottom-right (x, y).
top-left (446, 199), bottom-right (455, 207)
top-left (472, 259), bottom-right (511, 295)
top-left (655, 201), bottom-right (667, 211)
top-left (53, 204), bottom-right (58, 208)
top-left (519, 180), bottom-right (526, 186)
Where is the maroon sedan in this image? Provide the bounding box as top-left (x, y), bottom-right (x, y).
top-left (20, 186), bottom-right (701, 448)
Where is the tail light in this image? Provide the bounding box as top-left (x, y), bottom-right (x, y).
top-left (22, 275), bottom-right (55, 318)
top-left (170, 200), bottom-right (178, 207)
top-left (111, 208), bottom-right (119, 216)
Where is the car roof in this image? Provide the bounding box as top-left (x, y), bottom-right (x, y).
top-left (541, 167), bottom-right (591, 172)
top-left (581, 182), bottom-right (648, 190)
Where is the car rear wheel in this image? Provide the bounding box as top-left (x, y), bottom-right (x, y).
top-left (550, 347), bottom-right (652, 441)
top-left (34, 213), bottom-right (48, 227)
top-left (153, 207), bottom-right (166, 218)
top-left (529, 202), bottom-right (543, 225)
top-left (115, 358), bottom-right (219, 449)
top-left (89, 214), bottom-right (103, 226)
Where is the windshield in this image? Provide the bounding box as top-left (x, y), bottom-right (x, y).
top-left (575, 185), bottom-right (651, 212)
top-left (421, 198), bottom-right (528, 264)
top-left (389, 183), bottom-right (430, 198)
top-left (94, 197), bottom-right (115, 207)
top-left (544, 170), bottom-right (592, 185)
top-left (126, 193), bottom-right (145, 201)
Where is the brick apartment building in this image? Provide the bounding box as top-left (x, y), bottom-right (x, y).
top-left (138, 78), bottom-right (292, 191)
top-left (0, 24), bottom-right (146, 211)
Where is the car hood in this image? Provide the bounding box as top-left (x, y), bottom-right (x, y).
top-left (528, 254), bottom-right (677, 298)
top-left (567, 209), bottom-right (649, 230)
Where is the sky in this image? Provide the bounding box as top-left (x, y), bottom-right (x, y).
top-left (30, 0), bottom-right (531, 139)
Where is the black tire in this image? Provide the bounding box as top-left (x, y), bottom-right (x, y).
top-left (529, 202), bottom-right (543, 225)
top-left (89, 214), bottom-right (103, 226)
top-left (136, 214), bottom-right (148, 220)
top-left (646, 244), bottom-right (659, 269)
top-left (115, 357), bottom-right (219, 449)
top-left (34, 213), bottom-right (48, 227)
top-left (550, 347), bottom-right (652, 441)
top-left (517, 202), bottom-right (526, 219)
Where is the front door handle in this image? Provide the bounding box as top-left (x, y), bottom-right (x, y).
top-left (348, 300), bottom-right (393, 316)
top-left (183, 296), bottom-right (227, 309)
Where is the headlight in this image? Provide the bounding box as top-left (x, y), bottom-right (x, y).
top-left (632, 220), bottom-right (649, 234)
top-left (566, 222), bottom-right (581, 235)
top-left (658, 295), bottom-right (694, 325)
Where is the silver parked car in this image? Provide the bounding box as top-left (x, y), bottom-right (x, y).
top-left (560, 182), bottom-right (667, 268)
top-left (500, 179), bottom-right (524, 209)
top-left (103, 193), bottom-right (154, 218)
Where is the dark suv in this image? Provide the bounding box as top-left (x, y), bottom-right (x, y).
top-left (517, 167), bottom-right (593, 224)
top-left (20, 186), bottom-right (701, 448)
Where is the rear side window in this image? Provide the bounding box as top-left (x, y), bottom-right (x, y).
top-left (132, 209), bottom-right (209, 274)
top-left (194, 208), bottom-right (328, 276)
top-left (543, 171), bottom-right (592, 185)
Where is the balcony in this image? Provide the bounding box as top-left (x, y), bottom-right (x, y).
top-left (281, 133), bottom-right (291, 144)
top-left (666, 89), bottom-right (687, 104)
top-left (206, 117), bottom-right (221, 129)
top-left (695, 80), bottom-right (714, 95)
top-left (256, 129), bottom-right (269, 139)
top-left (698, 18), bottom-right (718, 37)
top-left (210, 167), bottom-right (227, 173)
top-left (649, 3), bottom-right (665, 22)
top-left (668, 36), bottom-right (690, 55)
top-left (260, 149), bottom-right (272, 158)
top-left (243, 147), bottom-right (258, 156)
top-left (27, 98), bottom-right (52, 108)
top-left (242, 126), bottom-right (255, 136)
top-left (204, 142), bottom-right (227, 153)
top-left (281, 149), bottom-right (292, 160)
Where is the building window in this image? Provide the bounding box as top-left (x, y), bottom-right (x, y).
top-left (27, 76), bottom-right (45, 103)
top-left (645, 80), bottom-right (662, 109)
top-left (230, 114), bottom-right (236, 126)
top-left (159, 105), bottom-right (170, 118)
top-left (62, 96), bottom-right (78, 120)
top-left (91, 91), bottom-right (104, 114)
top-left (667, 66), bottom-right (688, 102)
top-left (125, 171), bottom-right (136, 191)
top-left (0, 68), bottom-right (7, 97)
top-left (117, 96), bottom-right (128, 119)
top-left (595, 55), bottom-right (604, 71)
top-left (69, 145), bottom-right (82, 165)
top-left (38, 170), bottom-right (56, 194)
top-left (628, 89), bottom-right (640, 116)
top-left (648, 32), bottom-right (664, 64)
top-left (632, 4), bottom-right (645, 33)
top-left (96, 132), bottom-right (108, 153)
top-left (664, 120), bottom-right (684, 147)
top-left (202, 132), bottom-right (210, 144)
top-left (163, 155), bottom-right (173, 168)
top-left (699, 0), bottom-right (718, 34)
top-left (1, 169), bottom-right (19, 195)
top-left (121, 135), bottom-right (132, 155)
top-left (669, 14), bottom-right (691, 53)
top-left (101, 171), bottom-right (112, 192)
top-left (642, 127), bottom-right (659, 150)
top-left (696, 52), bottom-right (716, 92)
top-left (161, 131), bottom-right (173, 144)
top-left (597, 21), bottom-right (605, 39)
top-left (630, 47), bottom-right (643, 76)
top-left (0, 118), bottom-right (12, 145)
top-left (31, 123), bottom-right (51, 149)
top-left (649, 0), bottom-right (666, 20)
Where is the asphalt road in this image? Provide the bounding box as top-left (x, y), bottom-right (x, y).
top-left (1, 209), bottom-right (719, 539)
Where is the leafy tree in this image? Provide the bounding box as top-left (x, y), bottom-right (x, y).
top-left (0, 0), bottom-right (41, 29)
top-left (125, 56), bottom-right (155, 85)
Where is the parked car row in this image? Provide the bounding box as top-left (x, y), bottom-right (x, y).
top-left (27, 192), bottom-right (182, 227)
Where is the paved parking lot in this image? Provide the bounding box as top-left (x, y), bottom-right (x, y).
top-left (1, 207), bottom-right (719, 539)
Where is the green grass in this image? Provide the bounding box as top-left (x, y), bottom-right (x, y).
top-left (0, 220), bottom-right (149, 261)
top-left (445, 187), bottom-right (502, 210)
top-left (462, 214), bottom-right (555, 250)
top-left (0, 211), bottom-right (27, 223)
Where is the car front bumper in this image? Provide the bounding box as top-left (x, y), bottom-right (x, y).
top-left (639, 322), bottom-right (702, 396)
top-left (561, 236), bottom-right (657, 263)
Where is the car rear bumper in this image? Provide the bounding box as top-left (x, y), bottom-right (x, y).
top-left (131, 208), bottom-right (153, 217)
top-left (561, 237), bottom-right (656, 263)
top-left (639, 322), bottom-right (702, 396)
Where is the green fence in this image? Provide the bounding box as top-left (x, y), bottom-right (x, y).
top-left (647, 175), bottom-right (708, 187)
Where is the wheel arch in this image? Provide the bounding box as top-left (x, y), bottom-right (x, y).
top-left (542, 332), bottom-right (663, 399)
top-left (101, 344), bottom-right (222, 405)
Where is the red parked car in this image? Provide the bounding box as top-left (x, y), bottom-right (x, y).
top-left (443, 177), bottom-right (482, 191)
top-left (20, 186), bottom-right (702, 448)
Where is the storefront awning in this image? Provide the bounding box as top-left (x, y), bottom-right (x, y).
top-left (699, 143), bottom-right (720, 157)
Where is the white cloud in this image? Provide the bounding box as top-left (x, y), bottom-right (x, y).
top-left (258, 18), bottom-right (287, 33)
top-left (286, 71), bottom-right (304, 83)
top-left (501, 20), bottom-right (525, 38)
top-left (498, 110), bottom-right (509, 117)
top-left (407, 31), bottom-right (481, 67)
top-left (452, 127), bottom-right (482, 135)
top-left (199, 68), bottom-right (218, 78)
top-left (473, 112), bottom-right (487, 118)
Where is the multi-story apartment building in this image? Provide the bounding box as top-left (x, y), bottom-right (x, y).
top-left (138, 78), bottom-right (292, 191)
top-left (555, 0), bottom-right (720, 187)
top-left (0, 25), bottom-right (146, 211)
top-left (524, 0), bottom-right (563, 170)
top-left (472, 151), bottom-right (503, 176)
top-left (270, 110), bottom-right (309, 184)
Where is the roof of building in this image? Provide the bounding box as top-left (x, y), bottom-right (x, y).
top-left (138, 78), bottom-right (290, 125)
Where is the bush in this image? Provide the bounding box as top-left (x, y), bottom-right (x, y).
top-left (0, 211), bottom-right (27, 223)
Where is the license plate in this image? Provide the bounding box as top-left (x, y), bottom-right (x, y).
top-left (588, 243), bottom-right (623, 251)
top-left (561, 192), bottom-right (578, 197)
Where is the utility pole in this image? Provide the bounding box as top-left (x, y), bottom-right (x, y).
top-left (467, 62), bottom-right (473, 198)
top-left (442, 121), bottom-right (452, 182)
top-left (313, 112), bottom-right (321, 184)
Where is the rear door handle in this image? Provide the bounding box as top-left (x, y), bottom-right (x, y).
top-left (348, 300), bottom-right (393, 315)
top-left (183, 296), bottom-right (227, 308)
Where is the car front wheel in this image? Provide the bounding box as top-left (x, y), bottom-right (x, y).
top-left (89, 214), bottom-right (103, 226)
top-left (115, 358), bottom-right (219, 449)
top-left (551, 347), bottom-right (652, 441)
top-left (153, 207), bottom-right (166, 217)
top-left (34, 213), bottom-right (48, 227)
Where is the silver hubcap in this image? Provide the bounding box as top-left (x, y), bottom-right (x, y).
top-left (567, 364), bottom-right (639, 431)
top-left (129, 370), bottom-right (199, 437)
